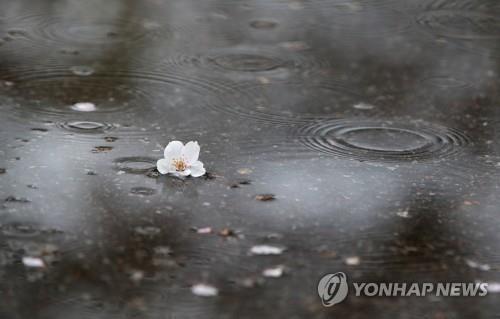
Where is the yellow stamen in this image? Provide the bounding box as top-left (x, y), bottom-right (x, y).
top-left (172, 158), bottom-right (188, 171)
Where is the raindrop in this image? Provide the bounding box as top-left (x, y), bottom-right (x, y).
top-left (114, 157), bottom-right (156, 174)
top-left (59, 121), bottom-right (114, 133)
top-left (134, 226), bottom-right (161, 236)
top-left (211, 53), bottom-right (284, 72)
top-left (298, 119), bottom-right (470, 162)
top-left (1, 224), bottom-right (40, 237)
top-left (70, 102), bottom-right (97, 112)
top-left (70, 65), bottom-right (95, 76)
top-left (130, 187), bottom-right (156, 196)
top-left (353, 102), bottom-right (375, 110)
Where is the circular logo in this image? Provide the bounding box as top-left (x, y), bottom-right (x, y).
top-left (318, 272), bottom-right (349, 307)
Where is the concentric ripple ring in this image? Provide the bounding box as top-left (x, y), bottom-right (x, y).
top-left (298, 119), bottom-right (470, 162)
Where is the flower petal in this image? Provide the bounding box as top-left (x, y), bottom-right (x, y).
top-left (157, 159), bottom-right (171, 175)
top-left (164, 141), bottom-right (184, 159)
top-left (190, 161), bottom-right (206, 177)
top-left (177, 169), bottom-right (191, 177)
top-left (182, 141), bottom-right (200, 164)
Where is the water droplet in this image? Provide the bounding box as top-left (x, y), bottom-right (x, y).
top-left (212, 53), bottom-right (284, 72)
top-left (70, 66), bottom-right (95, 76)
top-left (130, 187), bottom-right (156, 196)
top-left (70, 102), bottom-right (96, 112)
top-left (114, 157), bottom-right (156, 174)
top-left (134, 226), bottom-right (161, 235)
top-left (353, 102), bottom-right (375, 110)
top-left (59, 121), bottom-right (114, 133)
top-left (298, 119), bottom-right (469, 162)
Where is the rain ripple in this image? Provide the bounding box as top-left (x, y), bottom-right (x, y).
top-left (297, 119), bottom-right (470, 162)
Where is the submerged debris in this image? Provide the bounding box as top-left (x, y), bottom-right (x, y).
top-left (91, 146), bottom-right (114, 153)
top-left (250, 245), bottom-right (285, 255)
top-left (219, 228), bottom-right (238, 238)
top-left (146, 168), bottom-right (160, 178)
top-left (31, 128), bottom-right (48, 133)
top-left (104, 136), bottom-right (119, 142)
top-left (255, 194), bottom-right (276, 201)
top-left (230, 179), bottom-right (252, 188)
top-left (5, 196), bottom-right (30, 203)
top-left (204, 172), bottom-right (217, 180)
top-left (191, 283), bottom-right (219, 297)
top-left (0, 168), bottom-right (5, 174)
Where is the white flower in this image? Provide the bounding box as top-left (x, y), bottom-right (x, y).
top-left (157, 141), bottom-right (206, 177)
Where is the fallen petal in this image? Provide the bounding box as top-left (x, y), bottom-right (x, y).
top-left (250, 245), bottom-right (285, 255)
top-left (192, 284), bottom-right (218, 297)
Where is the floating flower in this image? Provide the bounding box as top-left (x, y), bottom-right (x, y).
top-left (157, 141), bottom-right (206, 177)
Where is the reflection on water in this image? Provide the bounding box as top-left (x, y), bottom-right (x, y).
top-left (1, 0), bottom-right (500, 318)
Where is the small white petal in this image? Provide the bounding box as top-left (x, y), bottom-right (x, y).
top-left (192, 284), bottom-right (218, 297)
top-left (157, 159), bottom-right (171, 175)
top-left (250, 245), bottom-right (284, 255)
top-left (190, 161), bottom-right (206, 177)
top-left (22, 256), bottom-right (45, 268)
top-left (164, 141), bottom-right (184, 159)
top-left (262, 265), bottom-right (285, 278)
top-left (182, 141), bottom-right (200, 164)
top-left (177, 169), bottom-right (191, 177)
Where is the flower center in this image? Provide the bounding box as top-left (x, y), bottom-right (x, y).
top-left (172, 158), bottom-right (188, 171)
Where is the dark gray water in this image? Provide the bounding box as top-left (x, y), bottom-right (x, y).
top-left (1, 0), bottom-right (500, 318)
